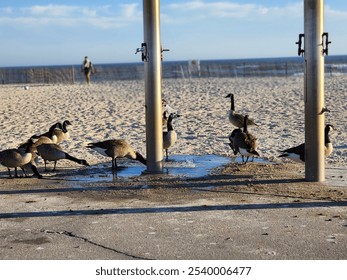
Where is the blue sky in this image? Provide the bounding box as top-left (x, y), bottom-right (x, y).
top-left (0, 0), bottom-right (346, 66)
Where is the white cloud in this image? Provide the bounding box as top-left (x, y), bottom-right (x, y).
top-left (165, 1), bottom-right (346, 23)
top-left (168, 1), bottom-right (257, 18)
top-left (0, 4), bottom-right (142, 29)
top-left (326, 5), bottom-right (347, 20)
top-left (1, 7), bottom-right (13, 14)
top-left (166, 1), bottom-right (303, 21)
top-left (85, 17), bottom-right (127, 29)
top-left (22, 5), bottom-right (79, 17)
top-left (81, 7), bottom-right (98, 18)
top-left (121, 3), bottom-right (141, 20)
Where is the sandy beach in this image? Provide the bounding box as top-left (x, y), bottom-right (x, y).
top-left (0, 76), bottom-right (346, 260)
top-left (0, 76), bottom-right (346, 168)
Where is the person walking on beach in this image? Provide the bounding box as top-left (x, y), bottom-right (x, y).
top-left (81, 56), bottom-right (95, 84)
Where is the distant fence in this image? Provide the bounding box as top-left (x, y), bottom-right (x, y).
top-left (0, 64), bottom-right (145, 85)
top-left (0, 66), bottom-right (77, 84)
top-left (1, 57), bottom-right (346, 85)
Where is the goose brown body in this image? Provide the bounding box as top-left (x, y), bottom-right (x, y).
top-left (229, 115), bottom-right (259, 163)
top-left (225, 93), bottom-right (257, 128)
top-left (0, 139), bottom-right (41, 178)
top-left (37, 143), bottom-right (89, 171)
top-left (87, 139), bottom-right (146, 171)
top-left (163, 112), bottom-right (179, 161)
top-left (279, 124), bottom-right (334, 163)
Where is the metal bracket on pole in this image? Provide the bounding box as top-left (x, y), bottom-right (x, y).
top-left (322, 32), bottom-right (331, 55)
top-left (135, 43), bottom-right (148, 62)
top-left (296, 33), bottom-right (305, 56)
top-left (161, 47), bottom-right (170, 61)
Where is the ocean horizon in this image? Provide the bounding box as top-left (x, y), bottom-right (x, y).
top-left (1, 55), bottom-right (347, 84)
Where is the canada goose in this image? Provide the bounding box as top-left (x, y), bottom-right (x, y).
top-left (162, 99), bottom-right (178, 129)
top-left (228, 128), bottom-right (242, 155)
top-left (87, 139), bottom-right (146, 171)
top-left (0, 139), bottom-right (41, 178)
top-left (243, 115), bottom-right (259, 162)
top-left (32, 122), bottom-right (64, 145)
top-left (16, 123), bottom-right (63, 176)
top-left (36, 143), bottom-right (89, 171)
top-left (163, 112), bottom-right (179, 161)
top-left (231, 115), bottom-right (259, 163)
top-left (16, 140), bottom-right (43, 179)
top-left (54, 120), bottom-right (72, 144)
top-left (32, 120), bottom-right (71, 144)
top-left (225, 93), bottom-right (257, 128)
top-left (324, 124), bottom-right (334, 157)
top-left (279, 124), bottom-right (334, 163)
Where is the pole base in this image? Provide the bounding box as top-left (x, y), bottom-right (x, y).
top-left (142, 169), bottom-right (164, 176)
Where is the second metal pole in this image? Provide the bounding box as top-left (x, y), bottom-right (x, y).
top-left (143, 0), bottom-right (163, 173)
top-left (304, 0), bottom-right (325, 181)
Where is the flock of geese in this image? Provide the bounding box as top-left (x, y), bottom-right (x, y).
top-left (0, 93), bottom-right (334, 179)
top-left (0, 121), bottom-right (88, 179)
top-left (225, 93), bottom-right (334, 164)
top-left (0, 100), bottom-right (180, 179)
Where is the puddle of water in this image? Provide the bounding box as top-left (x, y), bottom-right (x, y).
top-left (67, 154), bottom-right (229, 183)
top-left (163, 154), bottom-right (230, 177)
top-left (67, 154), bottom-right (272, 184)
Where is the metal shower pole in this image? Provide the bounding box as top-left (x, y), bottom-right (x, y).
top-left (142, 0), bottom-right (163, 173)
top-left (304, 0), bottom-right (325, 181)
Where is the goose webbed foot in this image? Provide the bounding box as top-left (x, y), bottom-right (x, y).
top-left (31, 165), bottom-right (43, 179)
top-left (111, 168), bottom-right (118, 180)
top-left (165, 149), bottom-right (169, 161)
top-left (242, 156), bottom-right (250, 164)
top-left (7, 170), bottom-right (13, 179)
top-left (14, 168), bottom-right (25, 178)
